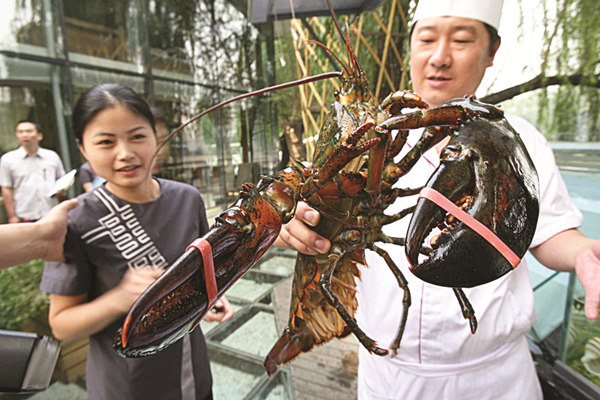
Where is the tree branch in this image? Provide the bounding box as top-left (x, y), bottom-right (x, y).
top-left (481, 72), bottom-right (600, 104)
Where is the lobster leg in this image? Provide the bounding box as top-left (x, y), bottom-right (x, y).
top-left (381, 90), bottom-right (429, 114)
top-left (378, 102), bottom-right (496, 184)
top-left (379, 97), bottom-right (508, 187)
top-left (304, 194), bottom-right (365, 228)
top-left (383, 126), bottom-right (454, 183)
top-left (372, 245), bottom-right (411, 355)
top-left (453, 288), bottom-right (478, 333)
top-left (377, 205), bottom-right (415, 226)
top-left (387, 130), bottom-right (409, 159)
top-left (364, 124), bottom-right (390, 202)
top-left (302, 122), bottom-right (378, 198)
top-left (366, 90), bottom-right (429, 203)
top-left (319, 247), bottom-right (389, 356)
top-left (379, 101), bottom-right (498, 132)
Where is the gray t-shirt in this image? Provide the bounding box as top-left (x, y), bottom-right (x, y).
top-left (41, 178), bottom-right (212, 400)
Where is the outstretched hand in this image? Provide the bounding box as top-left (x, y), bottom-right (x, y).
top-left (0, 198), bottom-right (79, 269)
top-left (37, 198), bottom-right (79, 262)
top-left (274, 201), bottom-right (331, 255)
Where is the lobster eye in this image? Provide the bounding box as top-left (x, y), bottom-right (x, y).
top-left (465, 149), bottom-right (480, 161)
top-left (440, 145), bottom-right (461, 161)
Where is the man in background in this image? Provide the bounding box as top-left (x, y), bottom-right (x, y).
top-left (0, 120), bottom-right (65, 223)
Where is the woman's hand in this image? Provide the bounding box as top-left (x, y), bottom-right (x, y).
top-left (111, 266), bottom-right (165, 314)
top-left (203, 296), bottom-right (234, 323)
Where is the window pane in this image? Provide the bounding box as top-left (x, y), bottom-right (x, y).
top-left (63, 0), bottom-right (131, 63)
top-left (0, 1), bottom-right (48, 50)
top-left (0, 86), bottom-right (60, 155)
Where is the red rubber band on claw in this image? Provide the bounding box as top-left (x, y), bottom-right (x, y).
top-left (418, 187), bottom-right (521, 268)
top-left (186, 238), bottom-right (218, 308)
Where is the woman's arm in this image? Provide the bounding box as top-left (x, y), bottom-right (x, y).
top-left (48, 267), bottom-right (164, 340)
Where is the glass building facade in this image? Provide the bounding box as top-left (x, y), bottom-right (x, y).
top-left (0, 0), bottom-right (281, 216)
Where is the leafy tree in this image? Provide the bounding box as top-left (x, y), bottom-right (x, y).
top-left (0, 259), bottom-right (51, 336)
top-left (482, 0), bottom-right (600, 140)
top-left (269, 0), bottom-right (599, 142)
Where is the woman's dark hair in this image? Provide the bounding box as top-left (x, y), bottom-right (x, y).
top-left (72, 83), bottom-right (156, 143)
top-left (150, 106), bottom-right (166, 126)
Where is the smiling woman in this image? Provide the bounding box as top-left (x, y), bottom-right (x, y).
top-left (77, 104), bottom-right (160, 203)
top-left (72, 83), bottom-right (160, 203)
top-left (38, 83), bottom-right (234, 400)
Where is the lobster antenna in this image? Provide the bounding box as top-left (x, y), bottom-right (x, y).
top-left (326, 0), bottom-right (360, 79)
top-left (348, 20), bottom-right (362, 77)
top-left (307, 40), bottom-right (350, 76)
top-left (343, 22), bottom-right (354, 78)
top-left (327, 0), bottom-right (348, 73)
top-left (345, 22), bottom-right (359, 78)
top-left (145, 71), bottom-right (343, 184)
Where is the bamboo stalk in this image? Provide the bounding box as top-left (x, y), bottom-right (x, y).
top-left (375, 0), bottom-right (397, 99)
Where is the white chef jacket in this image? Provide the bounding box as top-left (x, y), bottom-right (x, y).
top-left (356, 115), bottom-right (583, 399)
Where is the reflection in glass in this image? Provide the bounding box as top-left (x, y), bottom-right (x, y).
top-left (63, 0), bottom-right (131, 62)
top-left (0, 1), bottom-right (46, 49)
top-left (563, 294), bottom-right (600, 386)
top-left (0, 86), bottom-right (59, 155)
top-left (1, 0), bottom-right (276, 215)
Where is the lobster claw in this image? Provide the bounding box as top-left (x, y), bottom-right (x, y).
top-left (115, 245), bottom-right (211, 356)
top-left (406, 118), bottom-right (540, 288)
top-left (114, 217), bottom-right (250, 357)
top-left (114, 177), bottom-right (294, 357)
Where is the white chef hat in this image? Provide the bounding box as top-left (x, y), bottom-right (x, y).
top-left (413, 0), bottom-right (504, 31)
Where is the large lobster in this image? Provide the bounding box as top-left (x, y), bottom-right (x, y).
top-left (113, 1), bottom-right (540, 377)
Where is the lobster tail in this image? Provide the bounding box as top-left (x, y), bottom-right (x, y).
top-left (264, 252), bottom-right (360, 375)
top-left (263, 326), bottom-right (316, 376)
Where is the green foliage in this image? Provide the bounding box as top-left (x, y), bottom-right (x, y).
top-left (147, 0), bottom-right (198, 50)
top-left (0, 259), bottom-right (50, 335)
top-left (535, 0), bottom-right (600, 140)
top-left (200, 112), bottom-right (216, 144)
top-left (565, 307), bottom-right (600, 386)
